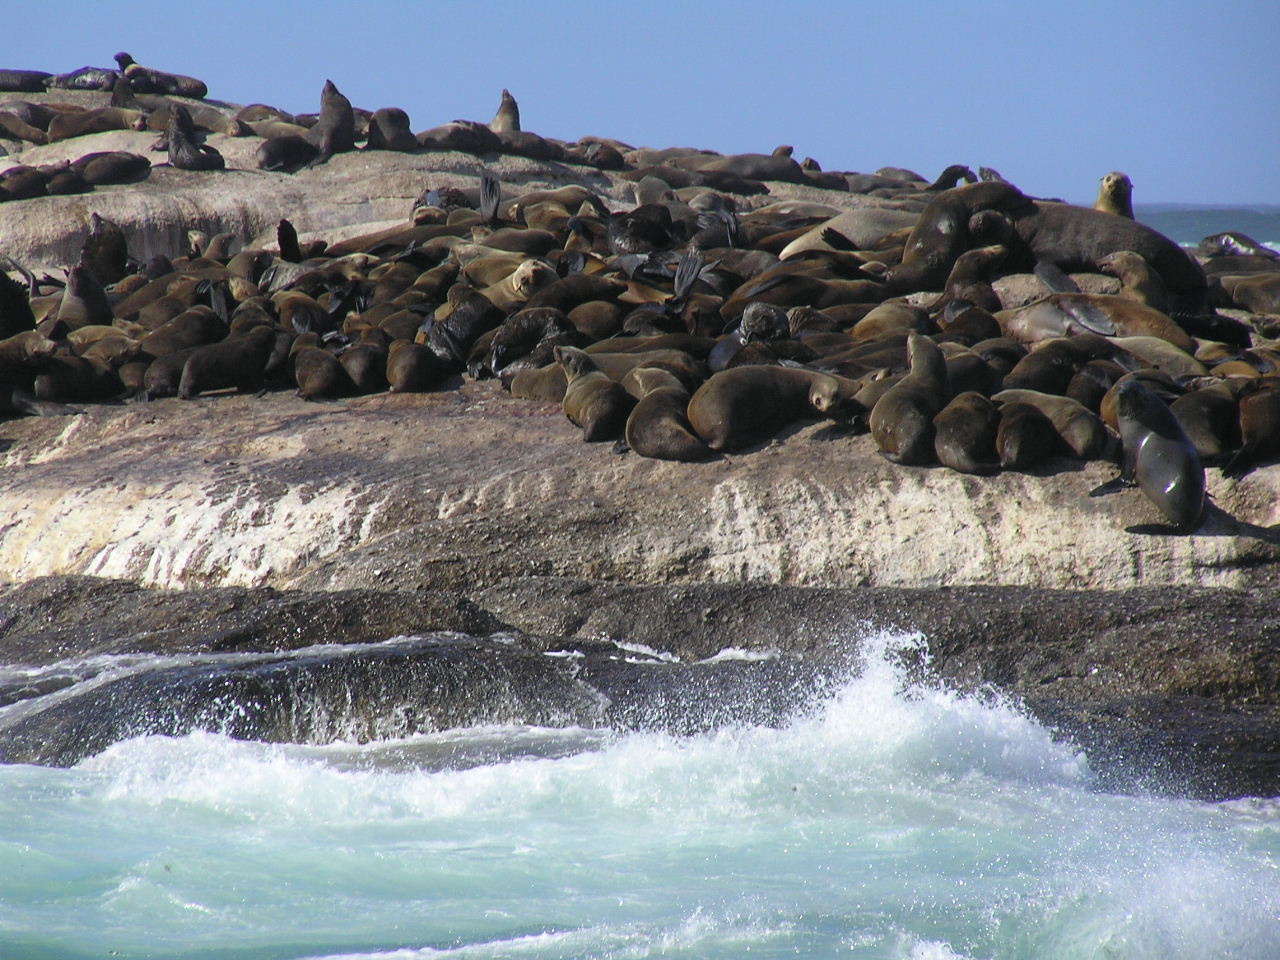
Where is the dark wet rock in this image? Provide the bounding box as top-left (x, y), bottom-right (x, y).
top-left (476, 577), bottom-right (1280, 800)
top-left (0, 575), bottom-right (502, 665)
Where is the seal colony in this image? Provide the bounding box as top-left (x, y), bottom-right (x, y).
top-left (2, 57), bottom-right (1279, 533)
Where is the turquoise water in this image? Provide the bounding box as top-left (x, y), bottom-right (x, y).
top-left (2, 631), bottom-right (1277, 959)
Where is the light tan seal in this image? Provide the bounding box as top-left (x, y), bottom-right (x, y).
top-left (555, 345), bottom-right (635, 441)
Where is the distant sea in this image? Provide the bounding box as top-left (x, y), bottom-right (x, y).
top-left (1134, 203), bottom-right (1280, 250)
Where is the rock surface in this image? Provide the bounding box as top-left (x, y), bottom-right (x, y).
top-left (2, 87), bottom-right (1279, 798)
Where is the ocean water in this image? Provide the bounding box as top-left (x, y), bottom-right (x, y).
top-left (1133, 203), bottom-right (1280, 251)
top-left (2, 630), bottom-right (1277, 960)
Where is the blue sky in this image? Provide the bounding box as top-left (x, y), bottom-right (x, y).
top-left (7, 0), bottom-right (1277, 204)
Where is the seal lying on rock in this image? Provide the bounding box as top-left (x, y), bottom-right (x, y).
top-left (555, 345), bottom-right (634, 442)
top-left (114, 52), bottom-right (208, 99)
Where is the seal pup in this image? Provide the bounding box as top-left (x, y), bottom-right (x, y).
top-left (1091, 378), bottom-right (1205, 529)
top-left (869, 332), bottom-right (951, 465)
top-left (1094, 172), bottom-right (1134, 219)
top-left (294, 346), bottom-right (354, 399)
top-left (1097, 250), bottom-right (1169, 313)
top-left (555, 345), bottom-right (634, 441)
top-left (386, 340), bottom-right (448, 393)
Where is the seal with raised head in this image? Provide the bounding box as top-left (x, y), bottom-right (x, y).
top-left (165, 105), bottom-right (224, 171)
top-left (1094, 172), bottom-right (1134, 219)
top-left (1091, 378), bottom-right (1205, 529)
top-left (306, 80), bottom-right (356, 164)
top-left (489, 89), bottom-right (520, 133)
top-left (868, 332), bottom-right (952, 465)
top-left (555, 345), bottom-right (635, 441)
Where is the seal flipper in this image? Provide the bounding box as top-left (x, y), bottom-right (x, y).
top-left (673, 249), bottom-right (702, 301)
top-left (1089, 475), bottom-right (1134, 498)
top-left (1033, 261), bottom-right (1081, 294)
top-left (820, 227), bottom-right (858, 252)
top-left (1058, 297), bottom-right (1116, 336)
top-left (7, 388), bottom-right (80, 418)
top-left (480, 174), bottom-right (501, 226)
top-left (277, 219), bottom-right (304, 263)
top-left (1221, 445), bottom-right (1258, 480)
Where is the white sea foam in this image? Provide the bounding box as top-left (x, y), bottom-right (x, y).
top-left (3, 629), bottom-right (1278, 959)
top-left (607, 639), bottom-right (681, 663)
top-left (696, 647), bottom-right (779, 663)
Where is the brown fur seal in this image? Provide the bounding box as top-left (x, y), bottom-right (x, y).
top-left (0, 111), bottom-right (48, 145)
top-left (80, 213), bottom-right (129, 286)
top-left (365, 108), bottom-right (417, 152)
top-left (339, 338), bottom-right (390, 393)
top-left (884, 182), bottom-right (1037, 294)
top-left (386, 340), bottom-right (448, 393)
top-left (1094, 172), bottom-right (1134, 219)
top-left (257, 136), bottom-right (319, 172)
top-left (869, 332), bottom-right (951, 464)
top-left (294, 346), bottom-right (354, 399)
top-left (306, 80), bottom-right (356, 164)
top-left (114, 52), bottom-right (207, 99)
top-left (687, 365), bottom-right (852, 452)
top-left (991, 388), bottom-right (1112, 459)
top-left (32, 355), bottom-right (122, 403)
top-left (0, 330), bottom-right (58, 369)
top-left (56, 264), bottom-right (115, 329)
top-left (996, 400), bottom-right (1061, 470)
top-left (933, 391), bottom-right (1000, 474)
top-left (998, 293), bottom-right (1194, 353)
top-left (1097, 250), bottom-right (1169, 313)
top-left (72, 151), bottom-right (151, 186)
top-left (555, 345), bottom-right (635, 441)
top-left (138, 305), bottom-right (228, 359)
top-left (622, 367), bottom-right (713, 462)
top-left (1092, 378), bottom-right (1205, 528)
top-left (489, 89), bottom-right (520, 133)
top-left (1222, 382), bottom-right (1280, 478)
top-left (47, 107), bottom-right (147, 141)
top-left (1170, 381), bottom-right (1241, 465)
top-left (178, 326), bottom-right (276, 398)
top-left (165, 105), bottom-right (224, 171)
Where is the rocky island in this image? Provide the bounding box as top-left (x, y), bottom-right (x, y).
top-left (1, 62), bottom-right (1278, 801)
